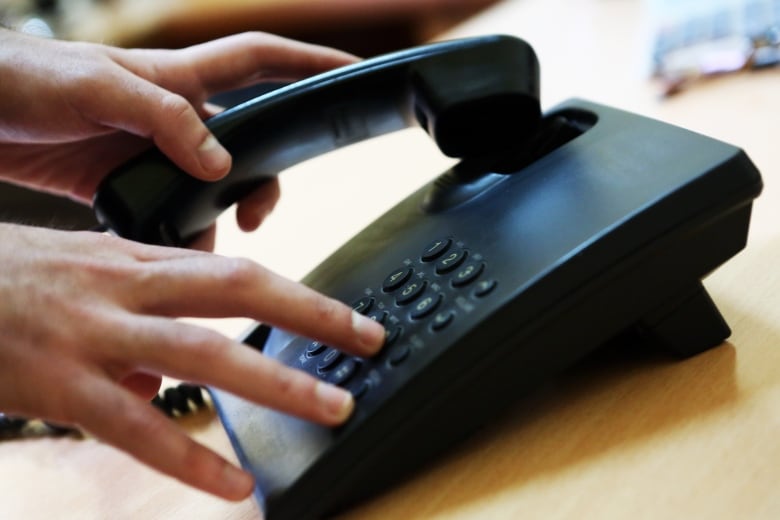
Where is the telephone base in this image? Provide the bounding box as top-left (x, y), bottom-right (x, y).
top-left (211, 99), bottom-right (762, 520)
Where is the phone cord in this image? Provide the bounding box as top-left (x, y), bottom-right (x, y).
top-left (0, 382), bottom-right (207, 440)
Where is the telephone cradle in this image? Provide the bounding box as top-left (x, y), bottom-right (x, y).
top-left (93, 35), bottom-right (763, 519)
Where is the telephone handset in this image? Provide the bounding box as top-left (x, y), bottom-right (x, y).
top-left (93, 36), bottom-right (762, 519)
top-left (93, 34), bottom-right (540, 246)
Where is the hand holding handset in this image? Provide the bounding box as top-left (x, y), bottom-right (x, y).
top-left (93, 35), bottom-right (540, 246)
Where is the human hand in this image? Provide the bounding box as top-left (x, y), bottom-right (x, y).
top-left (0, 29), bottom-right (357, 232)
top-left (0, 223), bottom-right (386, 500)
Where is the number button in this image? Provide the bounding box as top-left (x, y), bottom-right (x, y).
top-left (410, 293), bottom-right (443, 320)
top-left (382, 267), bottom-right (413, 292)
top-left (396, 280), bottom-right (427, 305)
top-left (435, 248), bottom-right (467, 274)
top-left (317, 348), bottom-right (343, 373)
top-left (451, 262), bottom-right (485, 287)
top-left (305, 341), bottom-right (327, 358)
top-left (367, 309), bottom-right (388, 325)
top-left (351, 296), bottom-right (374, 314)
top-left (421, 238), bottom-right (452, 262)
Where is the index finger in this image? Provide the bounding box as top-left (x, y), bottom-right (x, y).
top-left (112, 32), bottom-right (359, 99)
top-left (131, 254), bottom-right (386, 357)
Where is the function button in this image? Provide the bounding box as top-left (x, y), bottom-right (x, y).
top-left (396, 280), bottom-right (427, 305)
top-left (328, 359), bottom-right (361, 386)
top-left (382, 267), bottom-right (413, 293)
top-left (451, 262), bottom-right (485, 288)
top-left (473, 279), bottom-right (497, 297)
top-left (305, 341), bottom-right (327, 358)
top-left (431, 309), bottom-right (455, 331)
top-left (317, 348), bottom-right (343, 373)
top-left (351, 296), bottom-right (374, 315)
top-left (367, 309), bottom-right (388, 325)
top-left (435, 248), bottom-right (467, 274)
top-left (410, 293), bottom-right (443, 320)
top-left (421, 238), bottom-right (452, 262)
top-left (388, 345), bottom-right (411, 367)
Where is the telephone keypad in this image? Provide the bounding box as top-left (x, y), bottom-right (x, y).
top-left (297, 236), bottom-right (495, 401)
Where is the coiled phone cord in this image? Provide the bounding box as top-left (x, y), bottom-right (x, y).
top-left (0, 382), bottom-right (208, 440)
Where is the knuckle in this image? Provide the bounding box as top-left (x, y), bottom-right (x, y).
top-left (117, 399), bottom-right (161, 439)
top-left (178, 437), bottom-right (212, 476)
top-left (177, 327), bottom-right (226, 362)
top-left (270, 364), bottom-right (316, 407)
top-left (219, 257), bottom-right (263, 290)
top-left (272, 366), bottom-right (296, 397)
top-left (233, 31), bottom-right (268, 48)
top-left (311, 295), bottom-right (344, 326)
top-left (272, 364), bottom-right (309, 398)
top-left (46, 377), bottom-right (85, 426)
top-left (157, 92), bottom-right (193, 122)
top-left (64, 60), bottom-right (109, 91)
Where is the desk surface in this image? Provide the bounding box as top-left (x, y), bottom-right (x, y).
top-left (3, 1), bottom-right (779, 518)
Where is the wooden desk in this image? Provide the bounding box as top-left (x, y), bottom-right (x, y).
top-left (2, 0), bottom-right (778, 518)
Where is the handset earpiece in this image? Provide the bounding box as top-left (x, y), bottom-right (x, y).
top-left (93, 34), bottom-right (540, 246)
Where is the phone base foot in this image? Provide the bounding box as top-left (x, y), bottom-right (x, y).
top-left (637, 282), bottom-right (731, 358)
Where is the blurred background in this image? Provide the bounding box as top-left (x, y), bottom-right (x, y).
top-left (0, 0), bottom-right (500, 56)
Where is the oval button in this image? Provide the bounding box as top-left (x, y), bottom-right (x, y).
top-left (382, 267), bottom-right (413, 292)
top-left (421, 238), bottom-right (452, 262)
top-left (451, 262), bottom-right (484, 287)
top-left (351, 296), bottom-right (374, 314)
top-left (396, 280), bottom-right (427, 305)
top-left (410, 293), bottom-right (443, 320)
top-left (435, 249), bottom-right (467, 274)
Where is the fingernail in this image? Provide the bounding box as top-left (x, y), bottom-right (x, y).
top-left (198, 134), bottom-right (231, 176)
top-left (220, 464), bottom-right (254, 499)
top-left (352, 310), bottom-right (386, 354)
top-left (315, 381), bottom-right (354, 422)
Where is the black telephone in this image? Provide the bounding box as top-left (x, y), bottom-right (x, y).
top-left (93, 35), bottom-right (762, 519)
